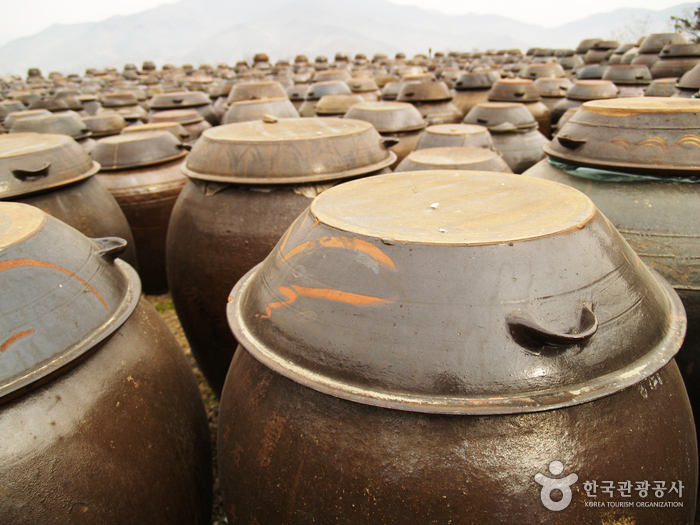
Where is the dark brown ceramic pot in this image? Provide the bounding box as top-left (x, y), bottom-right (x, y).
top-left (394, 146), bottom-right (511, 172)
top-left (344, 101), bottom-right (426, 169)
top-left (149, 109), bottom-right (212, 145)
top-left (219, 170), bottom-right (696, 525)
top-left (149, 90), bottom-right (219, 126)
top-left (82, 111), bottom-right (128, 138)
top-left (525, 100), bottom-right (700, 498)
top-left (314, 94), bottom-right (366, 116)
top-left (550, 80), bottom-right (619, 126)
top-left (0, 133), bottom-right (137, 268)
top-left (0, 202), bottom-right (212, 524)
top-left (298, 81), bottom-right (352, 117)
top-left (415, 123), bottom-right (494, 151)
top-left (645, 78), bottom-right (679, 97)
top-left (166, 118), bottom-right (396, 395)
top-left (488, 79), bottom-right (551, 137)
top-left (223, 97), bottom-right (299, 124)
top-left (226, 80), bottom-right (289, 107)
top-left (651, 44), bottom-right (700, 79)
top-left (463, 102), bottom-right (549, 173)
top-left (93, 131), bottom-right (188, 294)
top-left (535, 77), bottom-right (573, 113)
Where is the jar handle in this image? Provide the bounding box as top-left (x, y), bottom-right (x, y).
top-left (382, 137), bottom-right (400, 148)
top-left (556, 134), bottom-right (587, 150)
top-left (507, 303), bottom-right (597, 350)
top-left (92, 237), bottom-right (128, 263)
top-left (12, 163), bottom-right (51, 181)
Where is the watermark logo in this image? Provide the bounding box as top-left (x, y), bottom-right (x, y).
top-left (534, 461), bottom-right (579, 511)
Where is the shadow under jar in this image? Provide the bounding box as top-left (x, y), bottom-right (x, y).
top-left (219, 170), bottom-right (696, 525)
top-left (166, 117), bottom-right (397, 395)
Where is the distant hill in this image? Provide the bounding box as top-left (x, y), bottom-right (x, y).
top-left (0, 0), bottom-right (693, 75)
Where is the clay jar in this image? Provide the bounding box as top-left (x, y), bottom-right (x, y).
top-left (166, 118), bottom-right (396, 395)
top-left (344, 101), bottom-right (426, 170)
top-left (524, 99), bottom-right (700, 466)
top-left (415, 123), bottom-right (495, 151)
top-left (397, 79), bottom-right (462, 125)
top-left (149, 109), bottom-right (212, 145)
top-left (223, 97), bottom-right (299, 124)
top-left (534, 77), bottom-right (573, 113)
top-left (651, 43), bottom-right (700, 79)
top-left (149, 91), bottom-right (220, 126)
top-left (488, 78), bottom-right (551, 137)
top-left (93, 131), bottom-right (189, 294)
top-left (0, 202), bottom-right (212, 525)
top-left (452, 71), bottom-right (501, 116)
top-left (601, 65), bottom-right (652, 98)
top-left (550, 80), bottom-right (619, 128)
top-left (219, 170), bottom-right (696, 525)
top-left (463, 102), bottom-right (549, 173)
top-left (298, 81), bottom-right (351, 117)
top-left (394, 146), bottom-right (511, 172)
top-left (0, 132), bottom-right (137, 268)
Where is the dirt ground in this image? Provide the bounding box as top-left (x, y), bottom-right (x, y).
top-left (144, 293), bottom-right (228, 525)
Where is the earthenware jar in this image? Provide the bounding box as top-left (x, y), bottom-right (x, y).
top-left (166, 118), bottom-right (396, 394)
top-left (0, 132), bottom-right (137, 268)
top-left (219, 169), bottom-right (696, 525)
top-left (0, 202), bottom-right (212, 525)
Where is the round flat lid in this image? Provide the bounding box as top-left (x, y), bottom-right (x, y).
top-left (149, 109), bottom-right (204, 124)
top-left (581, 96), bottom-right (699, 116)
top-left (0, 201), bottom-right (45, 248)
top-left (343, 101), bottom-right (426, 132)
top-left (313, 171), bottom-right (593, 245)
top-left (427, 123), bottom-right (489, 136)
top-left (0, 133), bottom-right (100, 199)
top-left (92, 131), bottom-right (187, 170)
top-left (183, 118), bottom-right (395, 184)
top-left (547, 97), bottom-right (700, 173)
top-left (0, 202), bottom-right (139, 401)
top-left (229, 170), bottom-right (683, 414)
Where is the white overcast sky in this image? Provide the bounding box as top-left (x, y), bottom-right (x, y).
top-left (3, 0), bottom-right (691, 38)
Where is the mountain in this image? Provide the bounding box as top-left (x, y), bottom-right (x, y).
top-left (0, 0), bottom-right (694, 76)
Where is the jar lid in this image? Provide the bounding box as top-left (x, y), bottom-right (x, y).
top-left (92, 131), bottom-right (188, 170)
top-left (82, 111), bottom-right (128, 137)
top-left (315, 94), bottom-right (365, 115)
top-left (182, 118), bottom-right (396, 184)
top-left (304, 80), bottom-right (352, 101)
top-left (223, 98), bottom-right (299, 124)
top-left (228, 171), bottom-right (684, 414)
top-left (566, 80), bottom-right (619, 100)
top-left (395, 146), bottom-right (511, 172)
top-left (149, 108), bottom-right (205, 125)
top-left (0, 202), bottom-right (139, 401)
top-left (488, 79), bottom-right (542, 102)
top-left (149, 90), bottom-right (212, 109)
top-left (10, 111), bottom-right (91, 140)
top-left (0, 133), bottom-right (100, 199)
top-left (546, 97), bottom-right (700, 173)
top-left (344, 101), bottom-right (426, 132)
top-left (463, 102), bottom-right (538, 132)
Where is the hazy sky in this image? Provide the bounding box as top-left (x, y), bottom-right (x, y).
top-left (4, 0), bottom-right (691, 38)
